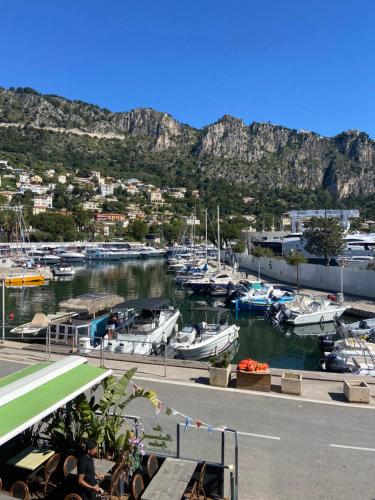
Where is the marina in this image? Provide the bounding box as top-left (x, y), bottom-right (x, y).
top-left (2, 257), bottom-right (356, 371)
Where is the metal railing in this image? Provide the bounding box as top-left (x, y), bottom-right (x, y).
top-left (44, 332), bottom-right (172, 374)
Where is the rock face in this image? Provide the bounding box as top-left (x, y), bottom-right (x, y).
top-left (0, 87), bottom-right (374, 197)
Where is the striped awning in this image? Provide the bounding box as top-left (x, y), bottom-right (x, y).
top-left (0, 357), bottom-right (112, 446)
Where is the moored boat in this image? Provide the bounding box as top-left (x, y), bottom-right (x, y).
top-left (170, 322), bottom-right (239, 360)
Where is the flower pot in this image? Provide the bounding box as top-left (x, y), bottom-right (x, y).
top-left (209, 365), bottom-right (231, 388)
top-left (236, 369), bottom-right (271, 392)
top-left (344, 380), bottom-right (370, 404)
top-left (281, 371), bottom-right (302, 396)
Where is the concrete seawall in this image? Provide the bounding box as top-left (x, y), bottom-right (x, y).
top-left (235, 253), bottom-right (375, 299)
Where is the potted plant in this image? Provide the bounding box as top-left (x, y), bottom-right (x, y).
top-left (209, 352), bottom-right (232, 388)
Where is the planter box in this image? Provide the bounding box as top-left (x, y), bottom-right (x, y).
top-left (281, 371), bottom-right (302, 395)
top-left (344, 380), bottom-right (370, 404)
top-left (209, 365), bottom-right (231, 388)
top-left (236, 370), bottom-right (271, 392)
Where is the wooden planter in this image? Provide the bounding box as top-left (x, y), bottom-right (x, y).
top-left (281, 371), bottom-right (302, 395)
top-left (344, 380), bottom-right (370, 404)
top-left (236, 369), bottom-right (271, 392)
top-left (209, 365), bottom-right (231, 388)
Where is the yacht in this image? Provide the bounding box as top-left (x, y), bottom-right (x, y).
top-left (85, 247), bottom-right (123, 261)
top-left (55, 249), bottom-right (86, 262)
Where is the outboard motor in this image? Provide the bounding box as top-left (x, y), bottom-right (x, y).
top-left (366, 328), bottom-right (375, 343)
top-left (324, 352), bottom-right (349, 373)
top-left (225, 290), bottom-right (241, 307)
top-left (318, 334), bottom-right (335, 353)
top-left (266, 301), bottom-right (282, 320)
top-left (274, 303), bottom-right (292, 324)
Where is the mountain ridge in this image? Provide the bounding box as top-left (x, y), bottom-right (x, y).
top-left (0, 86), bottom-right (374, 198)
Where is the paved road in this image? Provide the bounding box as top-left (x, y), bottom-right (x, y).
top-left (129, 377), bottom-right (375, 500)
top-left (1, 359), bottom-right (375, 499)
top-left (0, 358), bottom-right (28, 377)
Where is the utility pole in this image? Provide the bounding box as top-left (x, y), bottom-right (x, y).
top-left (205, 209), bottom-right (208, 264)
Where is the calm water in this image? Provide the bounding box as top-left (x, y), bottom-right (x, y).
top-left (4, 259), bottom-right (334, 370)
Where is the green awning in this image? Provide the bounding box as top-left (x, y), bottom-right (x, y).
top-left (0, 357), bottom-right (112, 446)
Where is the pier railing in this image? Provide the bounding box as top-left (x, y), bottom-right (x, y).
top-left (44, 332), bottom-right (183, 376)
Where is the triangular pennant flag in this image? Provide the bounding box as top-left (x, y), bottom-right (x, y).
top-left (166, 407), bottom-right (173, 416)
top-left (196, 420), bottom-right (203, 428)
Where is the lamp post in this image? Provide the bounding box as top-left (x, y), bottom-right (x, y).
top-left (2, 277), bottom-right (5, 343)
top-left (337, 259), bottom-right (345, 303)
top-left (258, 258), bottom-right (261, 281)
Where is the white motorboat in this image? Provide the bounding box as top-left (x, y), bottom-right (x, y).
top-left (170, 322), bottom-right (239, 360)
top-left (30, 252), bottom-right (60, 265)
top-left (10, 311), bottom-right (77, 338)
top-left (55, 249), bottom-right (86, 262)
top-left (53, 265), bottom-right (75, 276)
top-left (85, 248), bottom-right (123, 261)
top-left (283, 295), bottom-right (347, 326)
top-left (112, 298), bottom-right (180, 356)
top-left (185, 270), bottom-right (241, 295)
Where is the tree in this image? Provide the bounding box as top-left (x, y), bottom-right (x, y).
top-left (161, 221), bottom-right (183, 244)
top-left (0, 209), bottom-right (18, 242)
top-left (285, 251), bottom-right (307, 289)
top-left (303, 217), bottom-right (345, 265)
top-left (31, 212), bottom-right (79, 241)
top-left (127, 219), bottom-right (148, 241)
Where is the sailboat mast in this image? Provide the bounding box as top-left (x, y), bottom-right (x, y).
top-left (205, 208), bottom-right (208, 264)
top-left (217, 205), bottom-right (221, 270)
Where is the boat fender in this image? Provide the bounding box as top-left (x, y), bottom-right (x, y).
top-left (327, 294), bottom-right (337, 302)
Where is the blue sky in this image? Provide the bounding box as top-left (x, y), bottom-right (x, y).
top-left (0, 0), bottom-right (374, 137)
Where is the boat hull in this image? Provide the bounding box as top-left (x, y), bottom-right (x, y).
top-left (288, 306), bottom-right (346, 326)
top-left (172, 326), bottom-right (239, 361)
top-left (5, 275), bottom-right (45, 285)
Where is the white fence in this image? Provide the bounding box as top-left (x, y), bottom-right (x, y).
top-left (235, 253), bottom-right (375, 299)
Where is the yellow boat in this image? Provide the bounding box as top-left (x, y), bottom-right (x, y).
top-left (5, 274), bottom-right (45, 286)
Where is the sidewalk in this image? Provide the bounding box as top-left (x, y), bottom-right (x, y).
top-left (1, 340), bottom-right (375, 408)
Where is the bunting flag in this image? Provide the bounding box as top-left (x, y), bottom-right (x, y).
top-left (153, 400), bottom-right (162, 419)
top-left (184, 417), bottom-right (193, 433)
top-left (129, 380), bottom-right (228, 435)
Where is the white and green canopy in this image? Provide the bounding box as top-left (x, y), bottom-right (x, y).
top-left (0, 356), bottom-right (112, 446)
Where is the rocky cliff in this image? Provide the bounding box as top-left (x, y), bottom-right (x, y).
top-left (0, 86), bottom-right (374, 197)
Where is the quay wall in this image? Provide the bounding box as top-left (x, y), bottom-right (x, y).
top-left (234, 253), bottom-right (375, 299)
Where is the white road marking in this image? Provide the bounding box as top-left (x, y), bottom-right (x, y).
top-left (0, 356), bottom-right (31, 365)
top-left (237, 431), bottom-right (280, 440)
top-left (330, 444), bottom-right (375, 452)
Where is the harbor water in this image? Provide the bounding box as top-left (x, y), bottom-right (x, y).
top-left (3, 259), bottom-right (339, 370)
